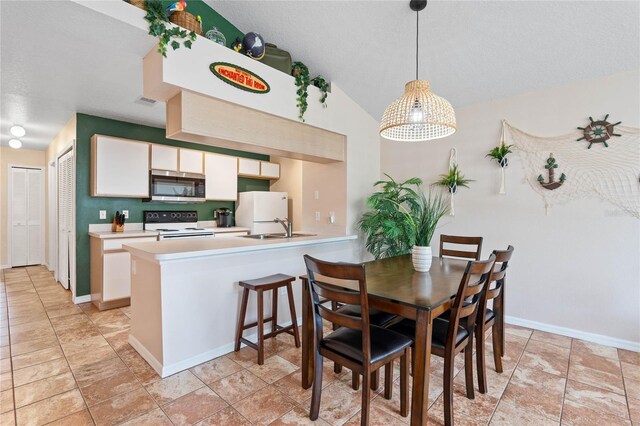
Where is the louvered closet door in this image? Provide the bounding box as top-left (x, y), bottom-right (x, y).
top-left (57, 151), bottom-right (73, 289)
top-left (10, 168), bottom-right (28, 266)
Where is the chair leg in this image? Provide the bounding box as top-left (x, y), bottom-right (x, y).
top-left (257, 289), bottom-right (265, 365)
top-left (443, 353), bottom-right (455, 426)
top-left (309, 353), bottom-right (324, 420)
top-left (476, 325), bottom-right (488, 394)
top-left (371, 370), bottom-right (379, 391)
top-left (271, 287), bottom-right (278, 335)
top-left (352, 370), bottom-right (360, 390)
top-left (286, 284), bottom-right (301, 348)
top-left (410, 345), bottom-right (415, 376)
top-left (234, 288), bottom-right (249, 352)
top-left (492, 325), bottom-right (503, 373)
top-left (334, 363), bottom-right (343, 374)
top-left (361, 368), bottom-right (371, 426)
top-left (400, 349), bottom-right (409, 417)
top-left (465, 336), bottom-right (475, 399)
top-left (384, 362), bottom-right (393, 400)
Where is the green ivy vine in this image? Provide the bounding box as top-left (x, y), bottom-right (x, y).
top-left (311, 76), bottom-right (329, 106)
top-left (292, 62), bottom-right (330, 121)
top-left (144, 0), bottom-right (196, 57)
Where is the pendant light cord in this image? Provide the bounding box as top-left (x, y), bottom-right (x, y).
top-left (415, 8), bottom-right (419, 80)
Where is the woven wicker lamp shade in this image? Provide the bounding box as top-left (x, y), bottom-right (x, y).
top-left (380, 80), bottom-right (456, 141)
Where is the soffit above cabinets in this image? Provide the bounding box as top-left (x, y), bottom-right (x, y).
top-left (143, 37), bottom-right (346, 163)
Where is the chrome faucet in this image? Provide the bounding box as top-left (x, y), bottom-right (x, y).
top-left (274, 218), bottom-right (293, 237)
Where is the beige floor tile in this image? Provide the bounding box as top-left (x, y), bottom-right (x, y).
top-left (561, 398), bottom-right (631, 425)
top-left (278, 346), bottom-right (303, 367)
top-left (59, 334), bottom-right (110, 357)
top-left (572, 339), bottom-right (620, 360)
top-left (66, 343), bottom-right (118, 370)
top-left (519, 339), bottom-right (570, 377)
top-left (144, 370), bottom-right (204, 406)
top-left (9, 326), bottom-right (56, 345)
top-left (0, 359), bottom-right (10, 374)
top-left (9, 335), bottom-right (58, 356)
top-left (56, 324), bottom-right (102, 344)
top-left (500, 366), bottom-right (566, 421)
top-left (12, 357), bottom-right (70, 387)
top-left (0, 389), bottom-right (13, 414)
top-left (273, 365), bottom-right (340, 405)
top-left (45, 304), bottom-right (83, 319)
top-left (163, 386), bottom-right (229, 425)
top-left (119, 407), bottom-right (173, 425)
top-left (625, 377), bottom-right (640, 400)
top-left (189, 356), bottom-right (243, 385)
top-left (88, 387), bottom-right (157, 426)
top-left (11, 345), bottom-right (63, 370)
top-left (490, 399), bottom-right (558, 425)
top-left (1, 371), bottom-right (13, 389)
top-left (248, 355), bottom-right (298, 384)
top-left (0, 410), bottom-right (15, 426)
top-left (79, 368), bottom-right (141, 406)
top-left (622, 361), bottom-right (640, 382)
top-left (13, 371), bottom-right (77, 408)
top-left (45, 409), bottom-right (94, 425)
top-left (118, 347), bottom-right (160, 385)
top-left (210, 369), bottom-right (269, 404)
top-left (530, 330), bottom-right (572, 349)
top-left (564, 379), bottom-right (629, 420)
top-left (225, 345), bottom-right (276, 369)
top-left (233, 385), bottom-right (296, 426)
top-left (628, 397), bottom-right (640, 424)
top-left (73, 356), bottom-right (130, 388)
top-left (430, 379), bottom-right (499, 424)
top-left (195, 406), bottom-right (251, 425)
top-left (272, 405), bottom-right (331, 426)
top-left (101, 328), bottom-right (130, 353)
top-left (369, 376), bottom-right (416, 423)
top-left (15, 388), bottom-right (86, 426)
top-left (8, 319), bottom-right (51, 335)
top-left (619, 349), bottom-right (640, 366)
top-left (567, 362), bottom-right (625, 395)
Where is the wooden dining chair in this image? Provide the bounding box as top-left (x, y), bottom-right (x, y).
top-left (304, 255), bottom-right (412, 425)
top-left (388, 254), bottom-right (496, 426)
top-left (439, 234), bottom-right (484, 260)
top-left (475, 246), bottom-right (514, 394)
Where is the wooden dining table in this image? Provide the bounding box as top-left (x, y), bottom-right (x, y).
top-left (300, 254), bottom-right (470, 426)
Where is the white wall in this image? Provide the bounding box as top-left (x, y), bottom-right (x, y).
top-left (381, 71), bottom-right (640, 348)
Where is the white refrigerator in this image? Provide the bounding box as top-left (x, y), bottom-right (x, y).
top-left (235, 191), bottom-right (288, 234)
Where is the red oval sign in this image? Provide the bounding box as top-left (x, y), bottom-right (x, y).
top-left (210, 62), bottom-right (270, 94)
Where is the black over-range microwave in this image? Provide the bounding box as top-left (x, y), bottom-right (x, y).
top-left (146, 169), bottom-right (206, 203)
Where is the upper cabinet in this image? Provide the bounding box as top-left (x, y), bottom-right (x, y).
top-left (91, 135), bottom-right (149, 198)
top-left (238, 158), bottom-right (280, 180)
top-left (179, 149), bottom-right (203, 174)
top-left (151, 145), bottom-right (178, 171)
top-left (205, 153), bottom-right (238, 201)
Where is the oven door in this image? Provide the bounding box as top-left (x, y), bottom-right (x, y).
top-left (158, 233), bottom-right (214, 240)
top-left (149, 170), bottom-right (206, 203)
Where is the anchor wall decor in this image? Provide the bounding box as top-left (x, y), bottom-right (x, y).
top-left (537, 153), bottom-right (566, 190)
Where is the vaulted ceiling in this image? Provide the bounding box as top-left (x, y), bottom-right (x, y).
top-left (1, 1), bottom-right (638, 150)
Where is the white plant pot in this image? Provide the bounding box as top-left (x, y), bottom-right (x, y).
top-left (412, 245), bottom-right (432, 272)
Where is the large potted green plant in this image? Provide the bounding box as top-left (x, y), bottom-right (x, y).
top-left (359, 175), bottom-right (448, 271)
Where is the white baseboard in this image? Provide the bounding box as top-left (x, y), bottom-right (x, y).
top-left (130, 316), bottom-right (303, 378)
top-left (73, 295), bottom-right (92, 304)
top-left (0, 264), bottom-right (10, 270)
top-left (505, 315), bottom-right (640, 352)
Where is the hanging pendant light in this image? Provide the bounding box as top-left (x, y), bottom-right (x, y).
top-left (380, 0), bottom-right (456, 142)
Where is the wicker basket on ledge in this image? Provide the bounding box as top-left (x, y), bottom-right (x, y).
top-left (169, 11), bottom-right (203, 35)
top-left (128, 0), bottom-right (146, 11)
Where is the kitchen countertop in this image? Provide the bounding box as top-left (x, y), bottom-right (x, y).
top-left (206, 227), bottom-right (249, 233)
top-left (124, 233), bottom-right (357, 262)
top-left (88, 230), bottom-right (159, 239)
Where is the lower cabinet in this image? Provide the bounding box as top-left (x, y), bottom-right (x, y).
top-left (90, 235), bottom-right (157, 310)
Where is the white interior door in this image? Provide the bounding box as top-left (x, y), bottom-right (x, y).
top-left (9, 167), bottom-right (43, 267)
top-left (10, 168), bottom-right (28, 266)
top-left (57, 150), bottom-right (73, 289)
top-left (48, 161), bottom-right (57, 276)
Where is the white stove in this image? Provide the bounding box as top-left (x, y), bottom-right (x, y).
top-left (144, 211), bottom-right (214, 240)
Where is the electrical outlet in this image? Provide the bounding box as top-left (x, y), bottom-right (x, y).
top-left (122, 210), bottom-right (129, 219)
top-left (329, 211), bottom-right (336, 224)
top-left (314, 190), bottom-right (320, 200)
top-left (315, 211), bottom-right (321, 221)
top-left (99, 210), bottom-right (106, 220)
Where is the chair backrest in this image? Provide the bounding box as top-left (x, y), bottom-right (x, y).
top-left (303, 255), bottom-right (371, 361)
top-left (439, 234), bottom-right (484, 260)
top-left (446, 254), bottom-right (496, 346)
top-left (479, 245), bottom-right (515, 311)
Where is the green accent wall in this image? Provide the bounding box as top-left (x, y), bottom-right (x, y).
top-left (75, 113), bottom-right (269, 297)
top-left (159, 0), bottom-right (244, 49)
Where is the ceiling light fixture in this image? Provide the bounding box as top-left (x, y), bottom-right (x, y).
top-left (10, 125), bottom-right (26, 138)
top-left (9, 139), bottom-right (22, 149)
top-left (379, 0), bottom-right (456, 142)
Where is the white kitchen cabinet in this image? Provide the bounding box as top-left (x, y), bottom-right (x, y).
top-left (151, 145), bottom-right (178, 171)
top-left (238, 158), bottom-right (261, 177)
top-left (91, 135), bottom-right (150, 197)
top-left (260, 161), bottom-right (280, 179)
top-left (90, 233), bottom-right (157, 310)
top-left (205, 153), bottom-right (238, 201)
top-left (179, 149), bottom-right (204, 174)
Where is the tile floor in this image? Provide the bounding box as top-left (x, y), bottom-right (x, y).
top-left (1, 265), bottom-right (639, 425)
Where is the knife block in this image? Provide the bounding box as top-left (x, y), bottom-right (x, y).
top-left (112, 217), bottom-right (124, 233)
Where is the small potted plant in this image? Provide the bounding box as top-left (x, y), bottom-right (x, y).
top-left (486, 141), bottom-right (513, 194)
top-left (359, 175), bottom-right (448, 271)
top-left (434, 164), bottom-right (473, 194)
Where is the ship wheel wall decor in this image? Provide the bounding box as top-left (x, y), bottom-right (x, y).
top-left (537, 153), bottom-right (566, 190)
top-left (577, 114), bottom-right (622, 149)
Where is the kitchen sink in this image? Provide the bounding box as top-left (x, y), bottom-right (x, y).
top-left (241, 233), bottom-right (317, 240)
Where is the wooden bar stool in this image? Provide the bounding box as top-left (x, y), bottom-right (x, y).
top-left (234, 273), bottom-right (301, 364)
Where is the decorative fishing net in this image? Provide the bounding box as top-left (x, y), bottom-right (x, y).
top-left (505, 121), bottom-right (640, 218)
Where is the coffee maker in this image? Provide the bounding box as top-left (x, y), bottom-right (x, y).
top-left (215, 208), bottom-right (233, 227)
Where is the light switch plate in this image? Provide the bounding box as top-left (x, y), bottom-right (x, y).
top-left (122, 210), bottom-right (129, 219)
top-left (99, 210), bottom-right (106, 220)
top-left (314, 190), bottom-right (320, 200)
top-left (315, 211), bottom-right (321, 221)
